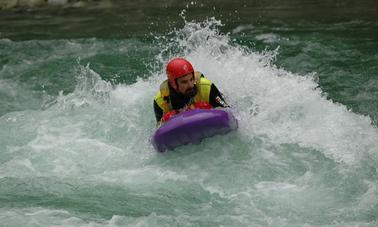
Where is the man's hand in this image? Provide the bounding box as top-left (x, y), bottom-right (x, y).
top-left (162, 110), bottom-right (178, 122)
top-left (193, 101), bottom-right (213, 109)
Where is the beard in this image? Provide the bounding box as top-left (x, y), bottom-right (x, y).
top-left (183, 86), bottom-right (197, 97)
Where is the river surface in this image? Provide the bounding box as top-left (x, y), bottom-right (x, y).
top-left (1, 1), bottom-right (378, 226)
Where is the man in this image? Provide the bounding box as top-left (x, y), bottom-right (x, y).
top-left (153, 57), bottom-right (228, 125)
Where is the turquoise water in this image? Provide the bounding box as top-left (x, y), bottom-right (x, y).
top-left (1, 2), bottom-right (378, 226)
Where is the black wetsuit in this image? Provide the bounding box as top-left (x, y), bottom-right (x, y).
top-left (153, 77), bottom-right (228, 122)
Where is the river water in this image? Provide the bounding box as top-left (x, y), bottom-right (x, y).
top-left (1, 1), bottom-right (378, 226)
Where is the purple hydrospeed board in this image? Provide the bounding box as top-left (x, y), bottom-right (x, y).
top-left (152, 108), bottom-right (238, 152)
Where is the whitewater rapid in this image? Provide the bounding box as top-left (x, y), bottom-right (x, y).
top-left (1, 18), bottom-right (377, 226)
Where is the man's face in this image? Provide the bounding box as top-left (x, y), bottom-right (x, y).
top-left (176, 73), bottom-right (195, 95)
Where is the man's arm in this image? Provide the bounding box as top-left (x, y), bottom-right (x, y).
top-left (209, 84), bottom-right (229, 108)
top-left (153, 100), bottom-right (163, 122)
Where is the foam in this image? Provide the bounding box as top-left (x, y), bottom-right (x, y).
top-left (168, 18), bottom-right (378, 165)
top-left (1, 18), bottom-right (378, 227)
top-left (0, 207), bottom-right (102, 227)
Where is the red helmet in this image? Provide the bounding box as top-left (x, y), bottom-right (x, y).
top-left (166, 58), bottom-right (194, 89)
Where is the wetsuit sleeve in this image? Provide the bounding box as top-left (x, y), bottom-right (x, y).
top-left (153, 100), bottom-right (163, 122)
top-left (209, 84), bottom-right (229, 108)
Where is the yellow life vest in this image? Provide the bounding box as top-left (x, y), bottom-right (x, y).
top-left (154, 72), bottom-right (212, 114)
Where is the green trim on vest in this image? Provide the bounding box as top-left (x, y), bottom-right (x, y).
top-left (154, 72), bottom-right (213, 114)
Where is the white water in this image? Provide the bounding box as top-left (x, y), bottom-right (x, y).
top-left (1, 19), bottom-right (378, 226)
